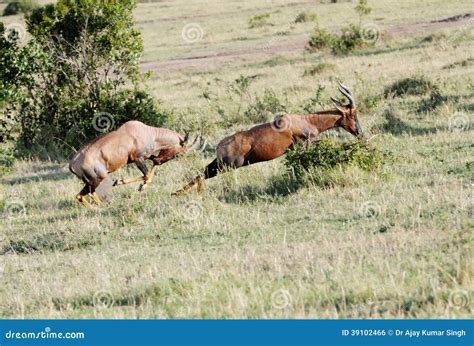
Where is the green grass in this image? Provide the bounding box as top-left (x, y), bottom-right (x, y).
top-left (0, 0), bottom-right (473, 318)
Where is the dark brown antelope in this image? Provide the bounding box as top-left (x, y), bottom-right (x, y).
top-left (173, 82), bottom-right (363, 196)
top-left (70, 120), bottom-right (202, 206)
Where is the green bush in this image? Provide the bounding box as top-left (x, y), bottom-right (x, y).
top-left (285, 139), bottom-right (385, 187)
top-left (384, 76), bottom-right (435, 98)
top-left (306, 26), bottom-right (334, 52)
top-left (307, 24), bottom-right (374, 55)
top-left (244, 89), bottom-right (286, 123)
top-left (331, 24), bottom-right (365, 54)
top-left (294, 11), bottom-right (318, 23)
top-left (1, 0), bottom-right (166, 156)
top-left (0, 146), bottom-right (15, 176)
top-left (248, 13), bottom-right (272, 28)
top-left (3, 0), bottom-right (38, 16)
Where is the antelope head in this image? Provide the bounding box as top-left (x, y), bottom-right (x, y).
top-left (331, 82), bottom-right (363, 139)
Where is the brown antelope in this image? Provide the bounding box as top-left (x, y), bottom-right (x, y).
top-left (69, 120), bottom-right (202, 206)
top-left (173, 82), bottom-right (363, 196)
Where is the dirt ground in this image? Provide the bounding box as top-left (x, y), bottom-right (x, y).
top-left (140, 12), bottom-right (472, 73)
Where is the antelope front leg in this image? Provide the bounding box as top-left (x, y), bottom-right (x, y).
top-left (138, 165), bottom-right (158, 192)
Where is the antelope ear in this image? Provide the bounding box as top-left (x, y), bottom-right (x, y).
top-left (331, 97), bottom-right (345, 114)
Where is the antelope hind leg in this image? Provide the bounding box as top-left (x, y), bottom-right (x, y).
top-left (90, 192), bottom-right (102, 206)
top-left (113, 176), bottom-right (145, 186)
top-left (76, 194), bottom-right (92, 207)
top-left (196, 176), bottom-right (204, 192)
top-left (172, 175), bottom-right (202, 196)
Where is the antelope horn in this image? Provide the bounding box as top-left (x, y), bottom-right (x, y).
top-left (199, 137), bottom-right (207, 152)
top-left (186, 135), bottom-right (203, 152)
top-left (337, 81), bottom-right (355, 108)
top-left (180, 132), bottom-right (190, 146)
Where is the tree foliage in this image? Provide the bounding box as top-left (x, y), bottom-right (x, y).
top-left (1, 0), bottom-right (170, 156)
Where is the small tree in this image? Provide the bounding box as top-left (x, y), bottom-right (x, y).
top-left (2, 0), bottom-right (170, 156)
top-left (354, 0), bottom-right (372, 25)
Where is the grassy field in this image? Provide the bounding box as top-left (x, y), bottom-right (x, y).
top-left (0, 0), bottom-right (473, 318)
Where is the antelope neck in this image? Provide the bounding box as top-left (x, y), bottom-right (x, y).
top-left (304, 110), bottom-right (342, 133)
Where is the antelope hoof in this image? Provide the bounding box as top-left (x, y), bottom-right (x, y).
top-left (76, 194), bottom-right (92, 208)
top-left (171, 189), bottom-right (185, 197)
top-left (138, 183), bottom-right (147, 192)
top-left (112, 179), bottom-right (120, 186)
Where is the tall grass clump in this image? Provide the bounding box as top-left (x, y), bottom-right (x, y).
top-left (417, 86), bottom-right (448, 113)
top-left (294, 11), bottom-right (318, 23)
top-left (248, 13), bottom-right (272, 28)
top-left (383, 76), bottom-right (436, 98)
top-left (285, 139), bottom-right (386, 187)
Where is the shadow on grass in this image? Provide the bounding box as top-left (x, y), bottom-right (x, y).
top-left (1, 229), bottom-right (102, 255)
top-left (1, 169), bottom-right (70, 185)
top-left (219, 174), bottom-right (301, 204)
top-left (380, 110), bottom-right (439, 136)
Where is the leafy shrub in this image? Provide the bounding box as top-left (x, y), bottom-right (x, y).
top-left (244, 89), bottom-right (286, 123)
top-left (3, 0), bottom-right (38, 16)
top-left (307, 24), bottom-right (375, 54)
top-left (302, 62), bottom-right (335, 76)
top-left (383, 76), bottom-right (435, 98)
top-left (285, 139), bottom-right (385, 187)
top-left (0, 146), bottom-right (15, 176)
top-left (331, 24), bottom-right (366, 54)
top-left (248, 13), bottom-right (272, 28)
top-left (294, 11), bottom-right (318, 23)
top-left (306, 26), bottom-right (334, 52)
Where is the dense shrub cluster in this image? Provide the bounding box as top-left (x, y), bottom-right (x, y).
top-left (306, 24), bottom-right (376, 55)
top-left (285, 139), bottom-right (385, 186)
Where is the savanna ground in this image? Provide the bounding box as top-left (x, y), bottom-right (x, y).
top-left (0, 0), bottom-right (473, 318)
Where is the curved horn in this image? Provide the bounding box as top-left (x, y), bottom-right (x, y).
top-left (337, 81), bottom-right (355, 108)
top-left (180, 132), bottom-right (190, 146)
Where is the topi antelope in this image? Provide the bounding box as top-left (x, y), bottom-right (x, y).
top-left (173, 82), bottom-right (363, 196)
top-left (69, 120), bottom-right (203, 206)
